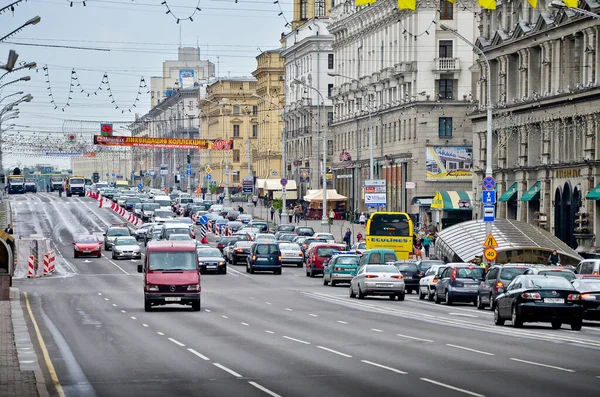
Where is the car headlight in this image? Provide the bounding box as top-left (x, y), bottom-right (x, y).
top-left (145, 285), bottom-right (159, 291)
top-left (187, 284), bottom-right (200, 291)
top-left (219, 261), bottom-right (225, 266)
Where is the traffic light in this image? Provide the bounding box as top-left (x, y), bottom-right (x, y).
top-left (575, 212), bottom-right (589, 233)
top-left (187, 154), bottom-right (191, 164)
top-left (92, 172), bottom-right (99, 183)
top-left (140, 170), bottom-right (144, 177)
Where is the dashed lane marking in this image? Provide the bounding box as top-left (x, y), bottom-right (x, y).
top-left (130, 317), bottom-right (136, 320)
top-left (142, 324), bottom-right (148, 327)
top-left (213, 363), bottom-right (243, 378)
top-left (241, 322), bottom-right (249, 326)
top-left (248, 381), bottom-right (283, 397)
top-left (282, 336), bottom-right (310, 345)
top-left (337, 320), bottom-right (348, 324)
top-left (285, 308), bottom-right (293, 311)
top-left (420, 378), bottom-right (485, 397)
top-left (265, 330), bottom-right (275, 334)
top-left (446, 344), bottom-right (494, 356)
top-left (120, 310), bottom-right (126, 313)
top-left (316, 346), bottom-right (352, 358)
top-left (187, 348), bottom-right (210, 361)
top-left (309, 313), bottom-right (318, 317)
top-left (371, 328), bottom-right (384, 332)
top-left (204, 309), bottom-right (212, 312)
top-left (509, 358), bottom-right (575, 373)
top-left (168, 338), bottom-right (186, 347)
top-left (396, 334), bottom-right (434, 343)
top-left (112, 304), bottom-right (117, 307)
top-left (157, 332), bottom-right (164, 336)
top-left (222, 315), bottom-right (228, 319)
top-left (361, 360), bottom-right (407, 374)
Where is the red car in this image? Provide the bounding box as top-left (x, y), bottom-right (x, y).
top-left (305, 243), bottom-right (346, 278)
top-left (73, 235), bottom-right (102, 258)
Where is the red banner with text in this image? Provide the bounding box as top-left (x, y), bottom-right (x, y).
top-left (93, 135), bottom-right (233, 150)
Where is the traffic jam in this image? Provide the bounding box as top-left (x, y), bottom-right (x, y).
top-left (84, 185), bottom-right (600, 330)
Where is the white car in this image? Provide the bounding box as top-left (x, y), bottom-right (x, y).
top-left (314, 232), bottom-right (335, 243)
top-left (112, 236), bottom-right (141, 260)
top-left (153, 209), bottom-right (175, 223)
top-left (255, 233), bottom-right (276, 242)
top-left (418, 264), bottom-right (447, 301)
top-left (210, 204), bottom-right (224, 213)
top-left (278, 242), bottom-right (303, 267)
top-left (349, 264), bottom-right (406, 301)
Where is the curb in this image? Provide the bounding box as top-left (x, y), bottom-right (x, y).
top-left (10, 288), bottom-right (50, 397)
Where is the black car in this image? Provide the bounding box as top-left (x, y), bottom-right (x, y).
top-left (477, 264), bottom-right (531, 310)
top-left (231, 241), bottom-right (254, 265)
top-left (226, 221), bottom-right (244, 233)
top-left (125, 197), bottom-right (142, 211)
top-left (196, 247), bottom-right (227, 274)
top-left (435, 263), bottom-right (486, 305)
top-left (274, 230), bottom-right (297, 240)
top-left (494, 275), bottom-right (584, 330)
top-left (571, 277), bottom-right (600, 320)
top-left (524, 266), bottom-right (577, 281)
top-left (295, 226), bottom-right (315, 237)
top-left (249, 221), bottom-right (269, 234)
top-left (216, 236), bottom-right (241, 252)
top-left (276, 224), bottom-right (296, 233)
top-left (415, 259), bottom-right (445, 275)
top-left (226, 211), bottom-right (241, 221)
top-left (391, 260), bottom-right (421, 294)
top-left (246, 242), bottom-right (282, 274)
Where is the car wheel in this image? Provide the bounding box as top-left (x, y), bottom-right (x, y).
top-left (445, 291), bottom-right (453, 306)
top-left (357, 285), bottom-right (365, 299)
top-left (511, 305), bottom-right (523, 328)
top-left (97, 253), bottom-right (101, 258)
top-left (245, 263), bottom-right (250, 273)
top-left (191, 298), bottom-right (201, 311)
top-left (427, 288), bottom-right (434, 302)
top-left (570, 320), bottom-right (582, 331)
top-left (144, 299), bottom-right (152, 312)
top-left (250, 265), bottom-right (255, 274)
top-left (551, 321), bottom-right (562, 330)
top-left (74, 251), bottom-right (78, 258)
top-left (397, 292), bottom-right (405, 301)
top-left (418, 288), bottom-right (425, 300)
top-left (349, 285), bottom-right (356, 298)
top-left (434, 291), bottom-right (441, 304)
top-left (330, 280), bottom-right (336, 287)
top-left (112, 252), bottom-right (116, 260)
top-left (221, 267), bottom-right (227, 275)
top-left (494, 305), bottom-right (505, 326)
top-left (323, 277), bottom-right (329, 286)
top-left (476, 295), bottom-right (485, 310)
top-left (389, 295), bottom-right (396, 300)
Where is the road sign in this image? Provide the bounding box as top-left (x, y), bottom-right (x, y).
top-left (112, 172), bottom-right (116, 177)
top-left (186, 164), bottom-right (192, 169)
top-left (199, 215), bottom-right (208, 225)
top-left (364, 179), bottom-right (387, 207)
top-left (206, 167), bottom-right (212, 174)
top-left (280, 178), bottom-right (288, 186)
top-left (482, 176), bottom-right (496, 190)
top-left (484, 247), bottom-right (498, 261)
top-left (137, 183), bottom-right (143, 190)
top-left (483, 205), bottom-right (495, 222)
top-left (483, 233), bottom-right (498, 247)
top-left (206, 174), bottom-right (212, 180)
top-left (45, 167), bottom-right (53, 173)
top-left (482, 190), bottom-right (496, 204)
top-left (242, 177), bottom-right (254, 194)
top-left (149, 170), bottom-right (155, 176)
top-left (210, 181), bottom-right (217, 186)
top-left (186, 169), bottom-right (192, 175)
top-left (180, 174), bottom-right (185, 180)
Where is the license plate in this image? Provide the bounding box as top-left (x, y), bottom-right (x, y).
top-left (207, 265), bottom-right (217, 269)
top-left (403, 276), bottom-right (412, 279)
top-left (464, 284), bottom-right (477, 288)
top-left (375, 283), bottom-right (393, 288)
top-left (544, 298), bottom-right (564, 304)
top-left (257, 258), bottom-right (267, 261)
top-left (285, 253), bottom-right (296, 256)
top-left (164, 297), bottom-right (181, 302)
top-left (83, 250), bottom-right (90, 253)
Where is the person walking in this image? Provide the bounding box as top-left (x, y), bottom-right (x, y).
top-left (288, 204), bottom-right (294, 223)
top-left (359, 212), bottom-right (366, 226)
top-left (343, 228), bottom-right (352, 249)
top-left (548, 250), bottom-right (560, 265)
top-left (4, 224), bottom-right (13, 234)
top-left (252, 194), bottom-right (258, 207)
top-left (329, 209), bottom-right (335, 224)
top-left (294, 206), bottom-right (300, 223)
top-left (414, 239), bottom-right (423, 260)
top-left (270, 205), bottom-right (275, 221)
top-left (422, 234), bottom-right (432, 258)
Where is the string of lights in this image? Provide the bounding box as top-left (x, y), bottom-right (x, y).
top-left (273, 0), bottom-right (291, 28)
top-left (161, 0), bottom-right (202, 23)
top-left (0, 0), bottom-right (27, 16)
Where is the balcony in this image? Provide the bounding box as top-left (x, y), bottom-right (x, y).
top-left (435, 58), bottom-right (460, 71)
top-left (380, 67), bottom-right (395, 81)
top-left (394, 61), bottom-right (415, 75)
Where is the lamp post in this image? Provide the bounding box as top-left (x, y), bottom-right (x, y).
top-left (202, 98), bottom-right (231, 205)
top-left (0, 15), bottom-right (41, 42)
top-left (0, 91), bottom-right (23, 105)
top-left (252, 93), bottom-right (287, 224)
top-left (292, 79), bottom-right (329, 229)
top-left (440, 23), bottom-right (494, 260)
top-left (0, 62), bottom-right (35, 81)
top-left (0, 76), bottom-right (31, 91)
top-left (549, 0), bottom-right (600, 18)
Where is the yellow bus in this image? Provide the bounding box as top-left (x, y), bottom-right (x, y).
top-left (365, 212), bottom-right (414, 259)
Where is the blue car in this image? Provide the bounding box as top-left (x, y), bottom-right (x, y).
top-left (246, 242), bottom-right (282, 275)
top-left (435, 263), bottom-right (486, 305)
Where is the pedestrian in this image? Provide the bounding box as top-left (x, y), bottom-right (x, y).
top-left (270, 205), bottom-right (275, 221)
top-left (4, 223), bottom-right (13, 234)
top-left (422, 234), bottom-right (431, 258)
top-left (343, 228), bottom-right (352, 249)
top-left (359, 212), bottom-right (366, 226)
top-left (252, 194), bottom-right (258, 207)
top-left (294, 206), bottom-right (300, 223)
top-left (238, 205), bottom-right (244, 214)
top-left (46, 184), bottom-right (50, 192)
top-left (329, 209), bottom-right (335, 221)
top-left (414, 238), bottom-right (423, 260)
top-left (356, 232), bottom-right (363, 242)
top-left (548, 250), bottom-right (560, 265)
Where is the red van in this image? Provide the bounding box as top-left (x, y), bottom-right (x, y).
top-left (305, 243), bottom-right (346, 277)
top-left (138, 241), bottom-right (201, 312)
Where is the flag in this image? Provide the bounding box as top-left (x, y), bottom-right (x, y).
top-left (356, 0), bottom-right (376, 5)
top-left (527, 0), bottom-right (537, 8)
top-left (564, 0), bottom-right (578, 7)
top-left (398, 0), bottom-right (416, 10)
top-left (446, 0), bottom-right (456, 3)
top-left (478, 0), bottom-right (496, 9)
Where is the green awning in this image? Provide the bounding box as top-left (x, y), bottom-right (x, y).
top-left (499, 182), bottom-right (518, 202)
top-left (520, 181), bottom-right (541, 202)
top-left (431, 190), bottom-right (473, 210)
top-left (586, 183), bottom-right (600, 200)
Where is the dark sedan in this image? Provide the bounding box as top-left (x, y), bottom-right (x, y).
top-left (231, 241), bottom-right (254, 265)
top-left (391, 261), bottom-right (421, 294)
top-left (571, 278), bottom-right (600, 321)
top-left (494, 275), bottom-right (584, 330)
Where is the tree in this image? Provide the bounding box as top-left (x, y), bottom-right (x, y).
top-left (209, 184), bottom-right (219, 195)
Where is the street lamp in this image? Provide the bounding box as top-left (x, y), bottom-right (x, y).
top-left (549, 0), bottom-right (600, 18)
top-left (0, 91), bottom-right (23, 105)
top-left (251, 93), bottom-right (288, 224)
top-left (0, 16), bottom-right (41, 42)
top-left (292, 79), bottom-right (329, 228)
top-left (0, 62), bottom-right (36, 81)
top-left (440, 23), bottom-right (494, 260)
top-left (0, 76), bottom-right (31, 91)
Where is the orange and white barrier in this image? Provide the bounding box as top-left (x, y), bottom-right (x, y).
top-left (43, 253), bottom-right (50, 276)
top-left (208, 220), bottom-right (213, 233)
top-left (27, 255), bottom-right (35, 278)
top-left (48, 250), bottom-right (56, 274)
top-left (228, 227), bottom-right (233, 236)
top-left (215, 224), bottom-right (220, 237)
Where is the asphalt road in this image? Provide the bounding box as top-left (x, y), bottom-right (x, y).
top-left (11, 192), bottom-right (600, 397)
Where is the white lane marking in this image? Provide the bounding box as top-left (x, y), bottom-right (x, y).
top-left (371, 328), bottom-right (384, 332)
top-left (142, 324), bottom-right (148, 327)
top-left (317, 346), bottom-right (352, 358)
top-left (248, 381), bottom-right (282, 397)
top-left (265, 330), bottom-right (275, 334)
top-left (285, 308), bottom-right (293, 311)
top-left (213, 363), bottom-right (243, 378)
top-left (228, 267), bottom-right (251, 278)
top-left (265, 302), bottom-right (272, 305)
top-left (98, 293), bottom-right (102, 296)
top-left (361, 360), bottom-right (407, 374)
top-left (204, 309), bottom-right (212, 313)
top-left (449, 312), bottom-right (478, 318)
top-left (130, 316), bottom-right (136, 320)
top-left (104, 298), bottom-right (109, 301)
top-left (112, 304), bottom-right (117, 307)
top-left (241, 322), bottom-right (249, 326)
top-left (309, 313), bottom-right (318, 317)
top-left (420, 378), bottom-right (485, 397)
top-left (337, 320), bottom-right (348, 324)
top-left (101, 254), bottom-right (130, 275)
top-left (222, 315), bottom-right (228, 319)
top-left (168, 338), bottom-right (186, 347)
top-left (187, 348), bottom-right (210, 361)
top-left (120, 310), bottom-right (126, 313)
top-left (282, 336), bottom-right (310, 345)
top-left (446, 344), bottom-right (494, 356)
top-left (396, 333), bottom-right (434, 343)
top-left (157, 332), bottom-right (164, 336)
top-left (509, 358), bottom-right (575, 373)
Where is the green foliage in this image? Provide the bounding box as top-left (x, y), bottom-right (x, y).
top-left (272, 198), bottom-right (282, 212)
top-left (209, 184), bottom-right (219, 195)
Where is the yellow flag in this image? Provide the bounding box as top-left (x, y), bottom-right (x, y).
top-left (446, 0), bottom-right (456, 3)
top-left (398, 0), bottom-right (416, 10)
top-left (527, 0), bottom-right (537, 8)
top-left (564, 0), bottom-right (578, 7)
top-left (478, 0), bottom-right (496, 9)
top-left (356, 0), bottom-right (376, 5)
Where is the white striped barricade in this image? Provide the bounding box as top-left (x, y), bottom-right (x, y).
top-left (43, 253), bottom-right (50, 276)
top-left (49, 250), bottom-right (56, 273)
top-left (27, 255), bottom-right (35, 278)
top-left (208, 220), bottom-right (213, 234)
top-left (228, 227), bottom-right (233, 236)
top-left (215, 223), bottom-right (220, 237)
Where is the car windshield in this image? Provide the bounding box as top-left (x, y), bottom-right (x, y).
top-left (155, 210), bottom-right (172, 218)
top-left (143, 203), bottom-right (160, 210)
top-left (357, 242), bottom-right (366, 249)
top-left (384, 253), bottom-right (398, 263)
top-left (366, 265), bottom-right (400, 273)
top-left (456, 267), bottom-right (485, 280)
top-left (395, 263), bottom-right (418, 272)
top-left (148, 252), bottom-right (196, 271)
top-left (180, 198), bottom-right (193, 204)
top-left (418, 260), bottom-right (444, 272)
top-left (316, 247), bottom-right (342, 257)
top-left (228, 211), bottom-right (240, 216)
top-left (317, 234), bottom-right (334, 240)
top-left (278, 225), bottom-right (296, 232)
top-left (500, 267), bottom-right (529, 281)
top-left (107, 228), bottom-right (129, 236)
top-left (256, 244), bottom-right (279, 255)
top-left (165, 228), bottom-right (190, 237)
top-left (537, 270), bottom-right (576, 281)
top-left (526, 276), bottom-right (573, 289)
top-left (176, 218), bottom-right (193, 225)
top-left (296, 227), bottom-right (314, 234)
top-left (115, 237), bottom-right (137, 245)
top-left (197, 248), bottom-right (222, 257)
top-left (127, 198), bottom-right (141, 203)
top-left (169, 234), bottom-right (192, 241)
top-left (256, 235), bottom-right (276, 241)
top-left (279, 243), bottom-right (300, 251)
top-left (336, 256), bottom-right (359, 265)
top-left (573, 280), bottom-right (600, 291)
top-left (76, 236), bottom-right (98, 244)
top-left (155, 200), bottom-right (171, 207)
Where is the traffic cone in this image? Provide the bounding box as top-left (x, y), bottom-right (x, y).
top-left (27, 255), bottom-right (35, 278)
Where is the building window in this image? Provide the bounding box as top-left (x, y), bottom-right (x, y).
top-left (328, 54), bottom-right (334, 69)
top-left (439, 117), bottom-right (453, 137)
top-left (440, 1), bottom-right (454, 20)
top-left (233, 149), bottom-right (240, 162)
top-left (331, 0), bottom-right (335, 8)
top-left (327, 84), bottom-right (334, 97)
top-left (439, 79), bottom-right (453, 99)
top-left (439, 40), bottom-right (453, 58)
top-left (300, 0), bottom-right (308, 20)
top-left (328, 112), bottom-right (333, 125)
top-left (233, 105), bottom-right (240, 115)
top-left (252, 105), bottom-right (258, 116)
top-left (233, 124), bottom-right (240, 137)
top-left (252, 124), bottom-right (258, 138)
top-left (315, 0), bottom-right (325, 17)
top-left (232, 173), bottom-right (240, 183)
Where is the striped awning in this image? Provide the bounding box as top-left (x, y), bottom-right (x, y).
top-left (499, 182), bottom-right (518, 202)
top-left (431, 190), bottom-right (472, 210)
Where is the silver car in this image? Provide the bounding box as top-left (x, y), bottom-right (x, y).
top-left (278, 242), bottom-right (303, 267)
top-left (349, 264), bottom-right (406, 301)
top-left (112, 236), bottom-right (141, 260)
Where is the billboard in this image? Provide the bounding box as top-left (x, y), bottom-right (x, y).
top-left (179, 69), bottom-right (195, 88)
top-left (425, 146), bottom-right (473, 181)
top-left (364, 179), bottom-right (386, 207)
top-left (93, 136), bottom-right (234, 150)
top-left (299, 168), bottom-right (310, 183)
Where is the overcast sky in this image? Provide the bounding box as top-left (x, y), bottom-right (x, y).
top-left (0, 0), bottom-right (292, 169)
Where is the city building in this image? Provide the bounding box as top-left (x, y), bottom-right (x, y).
top-left (71, 150), bottom-right (132, 183)
top-left (472, 1), bottom-right (600, 253)
top-left (150, 47), bottom-right (215, 108)
top-left (328, 0), bottom-right (476, 225)
top-left (252, 49), bottom-right (284, 180)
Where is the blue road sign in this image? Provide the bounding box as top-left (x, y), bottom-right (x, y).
top-left (206, 174), bottom-right (212, 180)
top-left (210, 181), bottom-right (217, 186)
top-left (137, 183), bottom-right (143, 190)
top-left (106, 173), bottom-right (109, 177)
top-left (45, 167), bottom-right (53, 173)
top-left (112, 172), bottom-right (116, 177)
top-left (199, 215), bottom-right (208, 225)
top-left (180, 174), bottom-right (185, 180)
top-left (482, 176), bottom-right (496, 190)
top-left (280, 178), bottom-right (288, 186)
top-left (186, 164), bottom-right (192, 169)
top-left (186, 169), bottom-right (192, 175)
top-left (482, 190), bottom-right (496, 205)
top-left (483, 205), bottom-right (495, 222)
